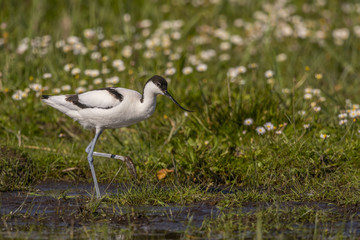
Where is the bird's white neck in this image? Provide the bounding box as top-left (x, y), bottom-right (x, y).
top-left (142, 89), bottom-right (157, 105)
top-left (140, 82), bottom-right (162, 117)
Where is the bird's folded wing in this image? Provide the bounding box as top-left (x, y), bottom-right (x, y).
top-left (76, 88), bottom-right (124, 109)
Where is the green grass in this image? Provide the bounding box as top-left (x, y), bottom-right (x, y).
top-left (1, 0), bottom-right (360, 200)
top-left (1, 0), bottom-right (360, 238)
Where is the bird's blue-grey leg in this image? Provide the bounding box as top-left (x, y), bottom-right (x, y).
top-left (92, 152), bottom-right (126, 161)
top-left (87, 128), bottom-right (103, 199)
top-left (92, 152), bottom-right (137, 179)
top-left (85, 139), bottom-right (94, 153)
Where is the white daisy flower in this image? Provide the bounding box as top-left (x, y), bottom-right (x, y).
top-left (106, 76), bottom-right (119, 84)
top-left (243, 118), bottom-right (253, 126)
top-left (298, 110), bottom-right (306, 116)
top-left (93, 78), bottom-right (103, 85)
top-left (91, 52), bottom-right (101, 60)
top-left (122, 45), bottom-right (132, 58)
top-left (313, 106), bottom-right (321, 112)
top-left (349, 110), bottom-right (357, 118)
top-left (43, 73), bottom-right (52, 79)
top-left (52, 88), bottom-right (61, 94)
top-left (227, 68), bottom-right (238, 78)
top-left (83, 29), bottom-right (96, 39)
top-left (171, 31), bottom-right (181, 40)
top-left (75, 87), bottom-right (86, 94)
top-left (64, 64), bottom-right (74, 72)
top-left (304, 93), bottom-right (312, 99)
top-left (61, 85), bottom-right (71, 91)
top-left (256, 126), bottom-right (266, 135)
top-left (29, 83), bottom-right (42, 91)
top-left (339, 119), bottom-right (348, 126)
top-left (276, 53), bottom-right (287, 62)
top-left (100, 40), bottom-right (114, 48)
top-left (123, 13), bottom-right (131, 22)
top-left (165, 67), bottom-right (176, 76)
top-left (264, 122), bottom-right (274, 131)
top-left (67, 36), bottom-right (80, 45)
top-left (12, 90), bottom-right (23, 100)
top-left (16, 43), bottom-right (28, 55)
top-left (84, 69), bottom-right (100, 78)
top-left (71, 68), bottom-right (81, 75)
top-left (338, 113), bottom-right (347, 119)
top-left (219, 41), bottom-right (231, 51)
top-left (116, 65), bottom-right (126, 72)
top-left (112, 59), bottom-right (124, 68)
top-left (312, 89), bottom-right (321, 96)
top-left (304, 87), bottom-right (312, 93)
top-left (196, 63), bottom-right (208, 72)
top-left (320, 133), bottom-right (330, 139)
top-left (79, 80), bottom-right (87, 86)
top-left (238, 66), bottom-right (247, 74)
top-left (282, 88), bottom-right (290, 94)
top-left (264, 70), bottom-right (274, 78)
top-left (182, 66), bottom-right (193, 75)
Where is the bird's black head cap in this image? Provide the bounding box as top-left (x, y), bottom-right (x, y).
top-left (150, 75), bottom-right (167, 91)
top-left (143, 75), bottom-right (193, 112)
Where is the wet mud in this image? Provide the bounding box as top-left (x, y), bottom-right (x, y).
top-left (1, 181), bottom-right (359, 239)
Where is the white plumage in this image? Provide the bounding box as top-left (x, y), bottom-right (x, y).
top-left (42, 75), bottom-right (192, 198)
top-left (43, 88), bottom-right (152, 129)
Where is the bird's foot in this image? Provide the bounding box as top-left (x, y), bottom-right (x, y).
top-left (124, 156), bottom-right (137, 179)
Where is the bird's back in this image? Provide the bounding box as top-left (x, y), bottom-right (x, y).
top-left (42, 88), bottom-right (148, 129)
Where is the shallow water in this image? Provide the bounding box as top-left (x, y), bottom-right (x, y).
top-left (1, 181), bottom-right (359, 239)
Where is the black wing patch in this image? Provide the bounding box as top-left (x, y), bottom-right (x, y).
top-left (104, 88), bottom-right (124, 102)
top-left (66, 88), bottom-right (124, 109)
top-left (66, 94), bottom-right (91, 109)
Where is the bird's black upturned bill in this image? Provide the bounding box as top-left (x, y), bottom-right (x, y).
top-left (164, 91), bottom-right (193, 112)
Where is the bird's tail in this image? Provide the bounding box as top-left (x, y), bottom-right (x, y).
top-left (41, 94), bottom-right (83, 125)
top-left (41, 94), bottom-right (80, 113)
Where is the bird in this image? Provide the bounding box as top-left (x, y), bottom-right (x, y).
top-left (42, 75), bottom-right (192, 198)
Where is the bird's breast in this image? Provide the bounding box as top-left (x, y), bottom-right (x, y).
top-left (101, 99), bottom-right (156, 129)
top-left (142, 103), bottom-right (156, 119)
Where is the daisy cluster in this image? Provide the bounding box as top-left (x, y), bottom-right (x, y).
top-left (337, 100), bottom-right (360, 126)
top-left (243, 118), bottom-right (288, 136)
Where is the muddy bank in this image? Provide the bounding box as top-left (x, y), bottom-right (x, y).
top-left (1, 181), bottom-right (223, 239)
top-left (1, 181), bottom-right (360, 239)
